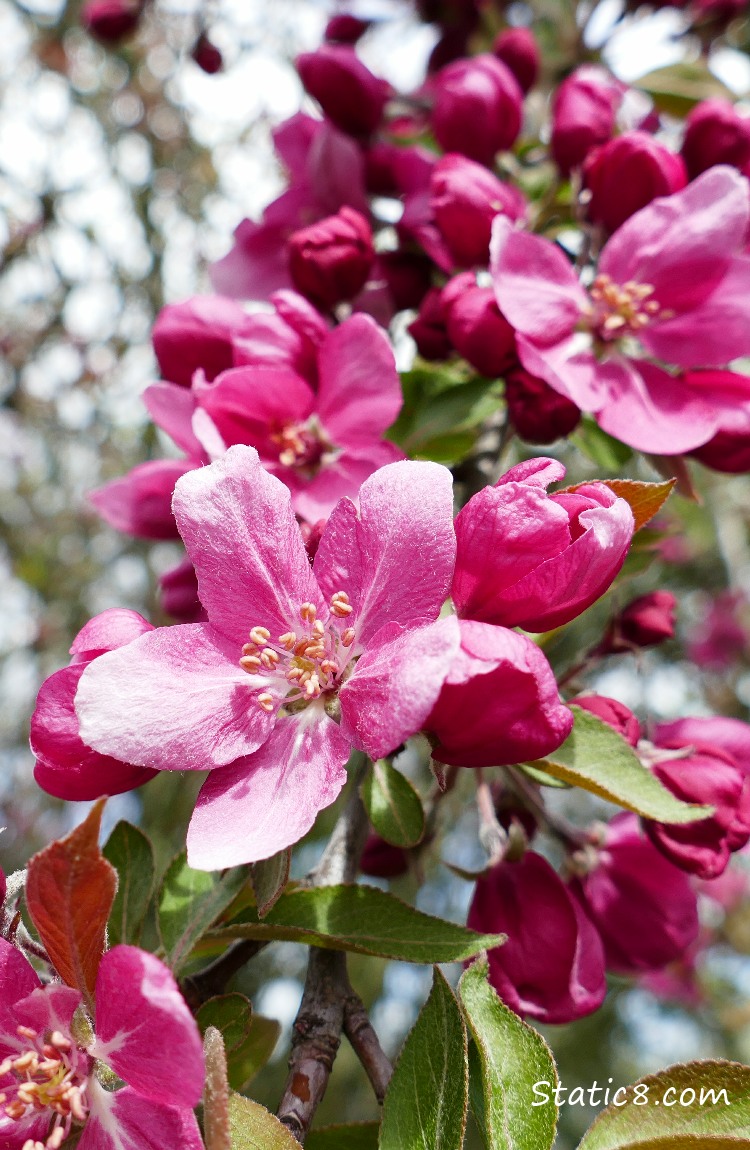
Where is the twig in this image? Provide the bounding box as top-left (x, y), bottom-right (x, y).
top-left (181, 939), bottom-right (266, 1010)
top-left (342, 988), bottom-right (392, 1103)
top-left (506, 766), bottom-right (588, 847)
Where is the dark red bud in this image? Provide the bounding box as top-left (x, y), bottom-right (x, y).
top-left (583, 131), bottom-right (687, 233)
top-left (573, 695), bottom-right (641, 746)
top-left (191, 33), bottom-right (223, 74)
top-left (505, 366), bottom-right (581, 443)
top-left (288, 207), bottom-right (375, 309)
top-left (600, 591), bottom-right (677, 653)
top-left (681, 98), bottom-right (750, 180)
top-left (492, 27), bottom-right (540, 95)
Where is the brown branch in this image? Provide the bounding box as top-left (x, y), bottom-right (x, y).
top-left (343, 988), bottom-right (392, 1103)
top-left (181, 939), bottom-right (266, 1010)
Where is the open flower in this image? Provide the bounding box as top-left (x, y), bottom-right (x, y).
top-left (492, 166), bottom-right (750, 453)
top-left (76, 447), bottom-right (458, 868)
top-left (0, 941), bottom-right (204, 1150)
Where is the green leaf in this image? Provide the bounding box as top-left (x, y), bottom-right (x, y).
top-left (211, 885), bottom-right (504, 963)
top-left (459, 958), bottom-right (558, 1150)
top-left (380, 968), bottom-right (468, 1150)
top-left (527, 707), bottom-right (713, 824)
top-left (571, 419), bottom-right (632, 471)
top-left (197, 995), bottom-right (280, 1091)
top-left (252, 850), bottom-right (291, 918)
top-left (103, 821), bottom-right (155, 946)
top-left (577, 1060), bottom-right (750, 1150)
top-left (228, 1094), bottom-right (301, 1150)
top-left (361, 761), bottom-right (425, 849)
top-left (517, 764), bottom-right (569, 789)
top-left (158, 852), bottom-right (248, 972)
top-left (637, 62), bottom-right (734, 116)
top-left (390, 370), bottom-right (501, 464)
top-left (306, 1123), bottom-right (380, 1149)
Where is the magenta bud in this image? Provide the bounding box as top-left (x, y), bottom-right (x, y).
top-left (288, 207), bottom-right (375, 309)
top-left (379, 250), bottom-right (433, 312)
top-left (81, 0), bottom-right (141, 42)
top-left (152, 296), bottom-right (252, 387)
top-left (191, 33), bottom-right (223, 74)
top-left (407, 287), bottom-right (452, 360)
top-left (600, 591), bottom-right (677, 653)
top-left (681, 98), bottom-right (750, 180)
top-left (431, 54), bottom-right (524, 167)
top-left (573, 695), bottom-right (641, 746)
top-left (300, 518), bottom-right (328, 563)
top-left (551, 66), bottom-right (622, 175)
top-left (324, 14), bottom-right (370, 44)
top-left (468, 852), bottom-right (606, 1023)
top-left (431, 153), bottom-right (526, 268)
top-left (360, 833), bottom-right (410, 878)
top-left (572, 813), bottom-right (699, 974)
top-left (583, 131), bottom-right (687, 233)
top-left (296, 45), bottom-right (390, 137)
top-left (492, 27), bottom-right (540, 95)
top-left (688, 371), bottom-right (750, 474)
top-left (504, 365), bottom-right (581, 444)
top-left (441, 274), bottom-right (516, 378)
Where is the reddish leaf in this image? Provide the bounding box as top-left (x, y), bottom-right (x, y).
top-left (26, 800), bottom-right (117, 1008)
top-left (563, 478), bottom-right (675, 532)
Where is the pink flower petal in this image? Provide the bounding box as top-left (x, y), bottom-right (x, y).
top-left (339, 619), bottom-right (460, 760)
top-left (599, 166), bottom-right (750, 314)
top-left (515, 333), bottom-right (608, 412)
top-left (80, 1081), bottom-right (204, 1150)
top-left (92, 946), bottom-right (204, 1107)
top-left (595, 360), bottom-right (722, 453)
top-left (173, 445), bottom-right (326, 645)
top-left (0, 940), bottom-right (40, 1052)
top-left (142, 383), bottom-right (204, 458)
top-left (70, 609), bottom-right (152, 661)
top-left (89, 460), bottom-right (196, 541)
top-left (314, 460), bottom-right (456, 648)
top-left (76, 623), bottom-right (275, 771)
top-left (210, 217), bottom-right (292, 301)
top-left (194, 365), bottom-right (315, 458)
top-left (14, 985), bottom-right (81, 1042)
top-left (293, 443), bottom-right (404, 524)
top-left (491, 216), bottom-right (587, 345)
top-left (316, 316), bottom-right (402, 446)
top-left (187, 709), bottom-right (350, 868)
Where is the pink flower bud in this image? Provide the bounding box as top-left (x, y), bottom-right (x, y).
top-left (288, 207), bottom-right (375, 309)
top-left (152, 296), bottom-right (252, 387)
top-left (573, 695), bottom-right (641, 746)
top-left (360, 833), bottom-right (410, 877)
top-left (296, 45), bottom-right (390, 137)
top-left (599, 591), bottom-right (677, 653)
top-left (379, 250), bottom-right (433, 311)
top-left (441, 274), bottom-right (516, 377)
top-left (504, 365), bottom-right (581, 444)
top-left (31, 611), bottom-right (159, 800)
top-left (583, 131), bottom-right (687, 233)
top-left (431, 54), bottom-right (524, 167)
top-left (551, 66), bottom-right (622, 175)
top-left (453, 457), bottom-right (634, 632)
top-left (159, 557), bottom-right (205, 623)
top-left (324, 14), bottom-right (370, 43)
top-left (425, 619), bottom-right (573, 768)
top-left (81, 0), bottom-right (141, 42)
top-left (492, 27), bottom-right (540, 95)
top-left (430, 154), bottom-right (526, 268)
top-left (408, 287), bottom-right (452, 360)
top-left (572, 813), bottom-right (699, 974)
top-left (681, 98), bottom-right (750, 179)
top-left (191, 33), bottom-right (223, 74)
top-left (687, 369), bottom-right (750, 473)
top-left (468, 852), bottom-right (606, 1023)
top-left (688, 590), bottom-right (748, 670)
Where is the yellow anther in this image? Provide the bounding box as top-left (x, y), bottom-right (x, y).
top-left (304, 644), bottom-right (326, 660)
top-left (240, 655), bottom-right (261, 673)
top-left (330, 591), bottom-right (353, 617)
top-left (321, 659), bottom-right (338, 675)
top-left (278, 631), bottom-right (297, 649)
top-left (300, 602), bottom-right (317, 623)
top-left (312, 619), bottom-right (325, 638)
top-left (14, 1052), bottom-right (36, 1072)
top-left (341, 628), bottom-right (356, 647)
top-left (260, 648), bottom-right (280, 668)
top-left (257, 693), bottom-right (275, 713)
top-left (17, 1027), bottom-right (37, 1041)
top-left (249, 626), bottom-right (271, 646)
top-left (305, 674), bottom-right (321, 697)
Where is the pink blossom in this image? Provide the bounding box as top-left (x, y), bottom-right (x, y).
top-left (492, 27), bottom-right (539, 95)
top-left (550, 66), bottom-right (622, 175)
top-left (431, 54), bottom-right (523, 167)
top-left (30, 610), bottom-right (158, 801)
top-left (0, 941), bottom-right (204, 1150)
top-left (452, 458), bottom-right (634, 631)
top-left (573, 694), bottom-right (641, 745)
top-left (75, 448), bottom-right (459, 868)
top-left (151, 295), bottom-right (255, 387)
top-left (296, 45), bottom-right (391, 138)
top-left (467, 852), bottom-right (606, 1023)
top-left (492, 166), bottom-right (750, 453)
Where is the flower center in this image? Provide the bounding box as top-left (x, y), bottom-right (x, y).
top-left (0, 1026), bottom-right (89, 1150)
top-left (587, 274), bottom-right (672, 343)
top-left (271, 417), bottom-right (335, 476)
top-left (239, 592), bottom-right (356, 714)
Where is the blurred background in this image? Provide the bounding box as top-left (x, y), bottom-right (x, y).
top-left (5, 1), bottom-right (750, 1145)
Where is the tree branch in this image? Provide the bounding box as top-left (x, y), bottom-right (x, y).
top-left (342, 987), bottom-right (392, 1103)
top-left (181, 939), bottom-right (266, 1010)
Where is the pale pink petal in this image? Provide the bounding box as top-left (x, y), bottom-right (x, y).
top-left (314, 460), bottom-right (456, 648)
top-left (496, 458), bottom-right (566, 487)
top-left (516, 333), bottom-right (608, 411)
top-left (0, 1110), bottom-right (51, 1148)
top-left (642, 254), bottom-right (750, 368)
top-left (272, 112), bottom-right (319, 181)
top-left (596, 360), bottom-right (722, 453)
top-left (316, 316), bottom-right (402, 446)
top-left (92, 946), bottom-right (204, 1107)
top-left (89, 460), bottom-right (196, 541)
top-left (293, 444), bottom-right (404, 524)
top-left (194, 366), bottom-right (315, 458)
top-left (210, 217), bottom-right (292, 300)
top-left (0, 940), bottom-right (40, 1052)
top-left (14, 985), bottom-right (81, 1041)
top-left (70, 609), bottom-right (152, 660)
top-left (491, 217), bottom-right (587, 345)
top-left (142, 384), bottom-right (204, 458)
top-left (76, 624), bottom-right (275, 771)
top-left (172, 445), bottom-right (326, 644)
top-left (600, 166), bottom-right (750, 314)
top-left (80, 1081), bottom-right (204, 1150)
top-left (339, 619), bottom-right (460, 760)
top-left (187, 708), bottom-right (350, 869)
top-left (307, 121), bottom-right (369, 215)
